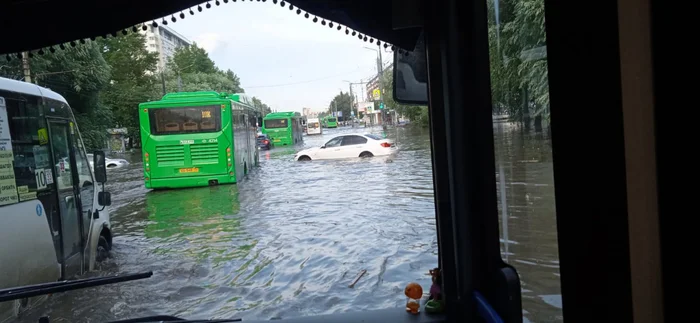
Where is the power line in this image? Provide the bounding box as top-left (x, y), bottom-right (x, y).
top-left (243, 66), bottom-right (375, 89)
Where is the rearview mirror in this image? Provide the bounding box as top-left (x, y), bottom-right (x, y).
top-left (93, 151), bottom-right (107, 183)
top-left (393, 31), bottom-right (428, 104)
top-left (98, 191), bottom-right (111, 206)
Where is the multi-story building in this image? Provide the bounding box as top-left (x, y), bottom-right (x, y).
top-left (366, 75), bottom-right (380, 101)
top-left (140, 24), bottom-right (192, 72)
top-left (365, 62), bottom-right (393, 100)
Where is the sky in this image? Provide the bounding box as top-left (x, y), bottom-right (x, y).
top-left (162, 2), bottom-right (393, 114)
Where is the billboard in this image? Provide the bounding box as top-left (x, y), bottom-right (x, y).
top-left (357, 102), bottom-right (373, 113)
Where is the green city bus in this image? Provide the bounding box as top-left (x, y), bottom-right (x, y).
top-left (261, 112), bottom-right (304, 146)
top-left (138, 91), bottom-right (259, 189)
top-left (324, 115), bottom-right (338, 128)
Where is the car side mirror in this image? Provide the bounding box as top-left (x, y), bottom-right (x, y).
top-left (321, 145), bottom-right (326, 149)
top-left (93, 151), bottom-right (107, 183)
top-left (98, 191), bottom-right (111, 206)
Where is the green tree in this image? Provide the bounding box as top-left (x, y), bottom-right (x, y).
top-left (328, 91), bottom-right (353, 119)
top-left (486, 0), bottom-right (549, 125)
top-left (168, 43), bottom-right (217, 74)
top-left (251, 96), bottom-right (272, 115)
top-left (96, 32), bottom-right (159, 146)
top-left (164, 71), bottom-right (242, 94)
top-left (0, 43), bottom-right (114, 149)
top-left (223, 69), bottom-right (242, 92)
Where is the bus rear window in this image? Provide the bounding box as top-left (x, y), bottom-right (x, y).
top-left (149, 106), bottom-right (221, 135)
top-left (264, 119), bottom-right (288, 129)
top-left (309, 122), bottom-right (319, 128)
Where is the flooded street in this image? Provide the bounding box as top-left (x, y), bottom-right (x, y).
top-left (21, 124), bottom-right (561, 322)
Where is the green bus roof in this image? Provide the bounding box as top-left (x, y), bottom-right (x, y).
top-left (229, 93), bottom-right (252, 106)
top-left (139, 91), bottom-right (259, 114)
top-left (139, 91), bottom-right (230, 108)
top-left (264, 111), bottom-right (301, 119)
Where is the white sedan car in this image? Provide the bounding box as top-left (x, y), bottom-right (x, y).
top-left (294, 134), bottom-right (397, 161)
top-left (86, 153), bottom-right (130, 169)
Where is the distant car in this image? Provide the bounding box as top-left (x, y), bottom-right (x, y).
top-left (86, 153), bottom-right (129, 169)
top-left (257, 134), bottom-right (272, 150)
top-left (294, 134), bottom-right (397, 161)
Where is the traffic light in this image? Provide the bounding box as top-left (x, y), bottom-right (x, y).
top-left (379, 102), bottom-right (385, 109)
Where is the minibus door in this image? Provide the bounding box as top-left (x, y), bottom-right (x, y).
top-left (47, 118), bottom-right (85, 279)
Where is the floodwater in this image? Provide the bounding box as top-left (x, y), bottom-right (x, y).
top-left (20, 123), bottom-right (561, 322)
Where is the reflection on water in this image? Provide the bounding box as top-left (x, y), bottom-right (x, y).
top-left (494, 122), bottom-right (562, 323)
top-left (20, 125), bottom-right (561, 323)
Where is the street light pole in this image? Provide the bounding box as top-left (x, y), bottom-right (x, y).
top-left (343, 79), bottom-right (368, 121)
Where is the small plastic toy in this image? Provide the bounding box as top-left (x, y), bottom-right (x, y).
top-left (404, 282), bottom-right (423, 314)
top-left (425, 267), bottom-right (444, 313)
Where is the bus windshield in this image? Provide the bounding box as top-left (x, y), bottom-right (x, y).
top-left (328, 118), bottom-right (337, 122)
top-left (149, 105), bottom-right (221, 135)
top-left (264, 119), bottom-right (289, 129)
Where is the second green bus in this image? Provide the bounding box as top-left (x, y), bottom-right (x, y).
top-left (261, 112), bottom-right (304, 146)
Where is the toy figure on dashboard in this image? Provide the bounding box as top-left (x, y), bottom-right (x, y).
top-left (425, 267), bottom-right (444, 313)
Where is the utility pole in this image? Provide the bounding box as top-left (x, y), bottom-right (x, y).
top-left (177, 70), bottom-right (182, 92)
top-left (343, 80), bottom-right (367, 120)
top-left (376, 49), bottom-right (386, 125)
top-left (22, 52), bottom-right (31, 83)
top-left (160, 71), bottom-right (166, 96)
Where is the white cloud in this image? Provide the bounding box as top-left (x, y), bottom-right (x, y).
top-left (193, 33), bottom-right (223, 53)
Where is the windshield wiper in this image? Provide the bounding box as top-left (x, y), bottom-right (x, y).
top-left (0, 271), bottom-right (153, 302)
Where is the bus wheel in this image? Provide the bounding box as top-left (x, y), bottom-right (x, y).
top-left (359, 151), bottom-right (374, 158)
top-left (96, 235), bottom-right (110, 262)
top-left (298, 156), bottom-right (311, 161)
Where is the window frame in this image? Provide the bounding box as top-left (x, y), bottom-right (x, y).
top-left (148, 105), bottom-right (222, 136)
top-left (341, 135), bottom-right (367, 146)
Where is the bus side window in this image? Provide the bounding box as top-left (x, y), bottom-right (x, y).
top-left (1, 91), bottom-right (59, 231)
top-left (3, 93), bottom-right (44, 195)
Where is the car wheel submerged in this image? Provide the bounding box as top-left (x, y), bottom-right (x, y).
top-left (298, 156), bottom-right (311, 161)
top-left (96, 235), bottom-right (110, 262)
top-left (359, 151), bottom-right (374, 158)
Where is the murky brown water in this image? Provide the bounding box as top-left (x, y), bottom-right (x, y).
top-left (19, 123), bottom-right (561, 322)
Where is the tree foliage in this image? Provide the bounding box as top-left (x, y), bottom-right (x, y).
top-left (487, 0), bottom-right (549, 122)
top-left (251, 96), bottom-right (272, 115)
top-left (328, 91), bottom-right (354, 119)
top-left (168, 43), bottom-right (217, 74)
top-left (0, 33), bottom-right (263, 150)
top-left (164, 71), bottom-right (243, 94)
top-left (0, 42), bottom-right (113, 149)
top-left (96, 32), bottom-right (159, 141)
top-left (164, 44), bottom-right (246, 97)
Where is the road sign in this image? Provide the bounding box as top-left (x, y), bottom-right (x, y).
top-left (337, 111), bottom-right (343, 117)
top-left (372, 89), bottom-right (381, 100)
